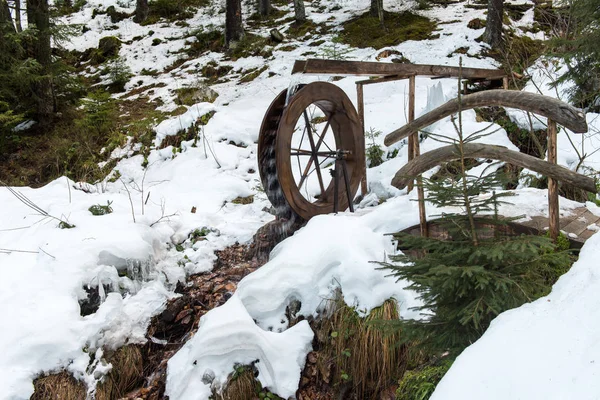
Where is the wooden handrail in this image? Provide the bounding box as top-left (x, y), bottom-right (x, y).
top-left (384, 90), bottom-right (588, 146)
top-left (390, 143), bottom-right (597, 193)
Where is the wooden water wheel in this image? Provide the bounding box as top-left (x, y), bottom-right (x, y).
top-left (258, 82), bottom-right (365, 221)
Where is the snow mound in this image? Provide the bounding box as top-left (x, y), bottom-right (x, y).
top-left (432, 230), bottom-right (600, 400)
top-left (166, 206), bottom-right (424, 399)
top-left (166, 295), bottom-right (314, 400)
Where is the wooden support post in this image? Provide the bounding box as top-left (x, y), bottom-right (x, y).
top-left (407, 75), bottom-right (428, 236)
top-left (503, 76), bottom-right (509, 90)
top-left (547, 119), bottom-right (559, 243)
top-left (357, 83), bottom-right (367, 196)
top-left (407, 75), bottom-right (416, 192)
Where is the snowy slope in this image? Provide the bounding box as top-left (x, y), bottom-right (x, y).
top-left (2, 0), bottom-right (600, 399)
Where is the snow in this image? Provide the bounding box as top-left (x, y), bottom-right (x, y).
top-left (2, 0), bottom-right (600, 399)
top-left (431, 230), bottom-right (600, 400)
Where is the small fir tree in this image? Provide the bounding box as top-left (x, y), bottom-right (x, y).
top-left (551, 0), bottom-right (600, 110)
top-left (381, 68), bottom-right (572, 356)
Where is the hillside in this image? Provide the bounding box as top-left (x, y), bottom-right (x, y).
top-left (1, 0), bottom-right (600, 399)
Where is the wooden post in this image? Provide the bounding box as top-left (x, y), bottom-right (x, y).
top-left (503, 76), bottom-right (509, 90)
top-left (547, 119), bottom-right (559, 243)
top-left (407, 75), bottom-right (416, 192)
top-left (407, 75), bottom-right (428, 236)
top-left (357, 83), bottom-right (368, 196)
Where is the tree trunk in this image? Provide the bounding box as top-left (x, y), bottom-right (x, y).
top-left (225, 0), bottom-right (243, 44)
top-left (482, 0), bottom-right (503, 49)
top-left (133, 0), bottom-right (148, 23)
top-left (257, 0), bottom-right (270, 16)
top-left (14, 0), bottom-right (22, 32)
top-left (370, 0), bottom-right (384, 24)
top-left (26, 0), bottom-right (53, 121)
top-left (1, 0), bottom-right (14, 33)
top-left (293, 0), bottom-right (305, 23)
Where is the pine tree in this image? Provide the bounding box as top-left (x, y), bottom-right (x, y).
top-left (293, 0), bottom-right (305, 24)
top-left (370, 0), bottom-right (384, 25)
top-left (133, 0), bottom-right (148, 24)
top-left (27, 0), bottom-right (54, 122)
top-left (257, 0), bottom-right (270, 17)
top-left (381, 72), bottom-right (572, 356)
top-left (225, 0), bottom-right (243, 44)
top-left (482, 0), bottom-right (503, 49)
top-left (551, 0), bottom-right (600, 110)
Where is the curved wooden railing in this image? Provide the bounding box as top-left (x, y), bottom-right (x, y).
top-left (383, 89), bottom-right (592, 242)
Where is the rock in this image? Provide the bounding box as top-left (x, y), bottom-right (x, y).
top-left (98, 36), bottom-right (121, 58)
top-left (175, 84), bottom-right (218, 106)
top-left (270, 28), bottom-right (284, 43)
top-left (467, 18), bottom-right (485, 29)
top-left (106, 5), bottom-right (128, 23)
top-left (190, 85), bottom-right (218, 104)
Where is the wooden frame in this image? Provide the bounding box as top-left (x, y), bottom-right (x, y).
top-left (289, 59), bottom-right (591, 242)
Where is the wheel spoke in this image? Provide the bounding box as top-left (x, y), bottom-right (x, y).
top-left (298, 154), bottom-right (336, 200)
top-left (302, 110), bottom-right (326, 195)
top-left (315, 118), bottom-right (334, 153)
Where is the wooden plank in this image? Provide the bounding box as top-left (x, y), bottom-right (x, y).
top-left (356, 83), bottom-right (368, 196)
top-left (548, 119), bottom-right (559, 242)
top-left (390, 143), bottom-right (598, 194)
top-left (355, 74), bottom-right (414, 85)
top-left (292, 59), bottom-right (506, 80)
top-left (384, 89), bottom-right (588, 146)
top-left (407, 75), bottom-right (416, 192)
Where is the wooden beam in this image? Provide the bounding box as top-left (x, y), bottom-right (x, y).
top-left (355, 74), bottom-right (414, 85)
top-left (391, 143), bottom-right (598, 194)
top-left (548, 119), bottom-right (559, 242)
top-left (407, 76), bottom-right (416, 192)
top-left (292, 59), bottom-right (506, 80)
top-left (407, 75), bottom-right (428, 236)
top-left (384, 89), bottom-right (588, 146)
top-left (356, 83), bottom-right (367, 196)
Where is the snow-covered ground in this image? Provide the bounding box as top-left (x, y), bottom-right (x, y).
top-left (2, 0), bottom-right (600, 399)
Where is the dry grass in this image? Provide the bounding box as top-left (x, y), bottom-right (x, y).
top-left (95, 345), bottom-right (145, 400)
top-left (323, 296), bottom-right (408, 399)
top-left (31, 371), bottom-right (86, 400)
top-left (215, 366), bottom-right (259, 400)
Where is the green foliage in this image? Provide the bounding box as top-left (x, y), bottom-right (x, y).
top-left (239, 66), bottom-right (268, 83)
top-left (338, 11), bottom-right (436, 50)
top-left (0, 101), bottom-right (24, 151)
top-left (549, 0), bottom-right (600, 110)
top-left (380, 80), bottom-right (574, 358)
top-left (77, 91), bottom-right (118, 137)
top-left (147, 0), bottom-right (209, 22)
top-left (381, 168), bottom-right (573, 355)
top-left (365, 127), bottom-right (384, 167)
top-left (88, 201), bottom-right (113, 215)
top-left (396, 360), bottom-right (453, 400)
top-left (317, 41), bottom-right (353, 61)
top-left (107, 57), bottom-right (133, 92)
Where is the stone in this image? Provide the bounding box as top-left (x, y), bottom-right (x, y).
top-left (270, 28), bottom-right (284, 43)
top-left (467, 18), bottom-right (485, 29)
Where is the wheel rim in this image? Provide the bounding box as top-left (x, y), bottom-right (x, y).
top-left (276, 82), bottom-right (364, 220)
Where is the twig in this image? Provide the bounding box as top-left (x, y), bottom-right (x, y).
top-left (0, 181), bottom-right (74, 228)
top-left (0, 248), bottom-right (39, 254)
top-left (120, 178), bottom-right (136, 223)
top-left (66, 177), bottom-right (72, 204)
top-left (0, 226), bottom-right (32, 232)
top-left (149, 198), bottom-right (177, 227)
top-left (38, 247), bottom-right (56, 259)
